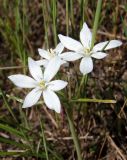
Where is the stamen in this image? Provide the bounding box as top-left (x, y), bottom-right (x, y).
top-left (83, 47), bottom-right (91, 56)
top-left (39, 80), bottom-right (46, 89)
top-left (47, 48), bottom-right (55, 58)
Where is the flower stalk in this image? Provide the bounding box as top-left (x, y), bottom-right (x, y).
top-left (91, 0), bottom-right (102, 49)
top-left (66, 107), bottom-right (82, 160)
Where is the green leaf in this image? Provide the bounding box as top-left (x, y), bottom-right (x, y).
top-left (0, 123), bottom-right (24, 138)
top-left (0, 136), bottom-right (29, 149)
top-left (70, 98), bottom-right (116, 103)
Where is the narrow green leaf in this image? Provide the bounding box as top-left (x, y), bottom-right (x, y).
top-left (71, 98), bottom-right (116, 103)
top-left (0, 89), bottom-right (17, 122)
top-left (0, 123), bottom-right (24, 138)
top-left (0, 136), bottom-right (29, 149)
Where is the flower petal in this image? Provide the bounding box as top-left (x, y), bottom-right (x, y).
top-left (44, 56), bottom-right (61, 82)
top-left (22, 87), bottom-right (42, 108)
top-left (80, 57), bottom-right (93, 75)
top-left (80, 22), bottom-right (92, 48)
top-left (43, 89), bottom-right (61, 113)
top-left (58, 34), bottom-right (83, 52)
top-left (8, 74), bottom-right (37, 88)
top-left (93, 40), bottom-right (122, 51)
top-left (47, 80), bottom-right (68, 91)
top-left (54, 43), bottom-right (64, 54)
top-left (60, 59), bottom-right (67, 65)
top-left (36, 59), bottom-right (48, 67)
top-left (38, 48), bottom-right (50, 60)
top-left (59, 52), bottom-right (83, 61)
top-left (91, 52), bottom-right (107, 59)
top-left (28, 57), bottom-right (43, 81)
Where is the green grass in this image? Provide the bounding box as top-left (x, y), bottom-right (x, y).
top-left (0, 0), bottom-right (127, 159)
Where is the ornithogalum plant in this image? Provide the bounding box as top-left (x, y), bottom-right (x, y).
top-left (9, 57), bottom-right (67, 113)
top-left (8, 21), bottom-right (122, 160)
top-left (58, 23), bottom-right (122, 75)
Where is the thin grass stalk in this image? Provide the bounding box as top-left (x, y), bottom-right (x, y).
top-left (52, 0), bottom-right (57, 46)
top-left (66, 0), bottom-right (69, 36)
top-left (39, 115), bottom-right (49, 160)
top-left (22, 0), bottom-right (26, 44)
top-left (77, 75), bottom-right (88, 116)
top-left (70, 0), bottom-right (74, 28)
top-left (80, 0), bottom-right (88, 27)
top-left (0, 88), bottom-right (17, 122)
top-left (14, 1), bottom-right (22, 59)
top-left (91, 0), bottom-right (102, 49)
top-left (66, 107), bottom-right (82, 160)
top-left (71, 99), bottom-right (116, 103)
top-left (19, 106), bottom-right (29, 129)
top-left (22, 0), bottom-right (27, 73)
top-left (77, 75), bottom-right (86, 98)
top-left (42, 0), bottom-right (49, 48)
top-left (14, 0), bottom-right (27, 73)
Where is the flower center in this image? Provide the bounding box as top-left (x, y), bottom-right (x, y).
top-left (47, 48), bottom-right (56, 58)
top-left (39, 80), bottom-right (46, 89)
top-left (83, 47), bottom-right (91, 56)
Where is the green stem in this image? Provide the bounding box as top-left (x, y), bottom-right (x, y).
top-left (52, 0), bottom-right (57, 46)
top-left (42, 0), bottom-right (49, 48)
top-left (0, 88), bottom-right (17, 123)
top-left (39, 115), bottom-right (49, 160)
top-left (66, 0), bottom-right (69, 36)
top-left (66, 107), bottom-right (82, 160)
top-left (70, 98), bottom-right (116, 103)
top-left (80, 0), bottom-right (88, 27)
top-left (70, 0), bottom-right (74, 28)
top-left (91, 0), bottom-right (102, 49)
top-left (77, 74), bottom-right (87, 98)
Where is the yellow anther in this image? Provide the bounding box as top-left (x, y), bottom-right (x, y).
top-left (39, 80), bottom-right (46, 89)
top-left (83, 47), bottom-right (91, 56)
top-left (47, 48), bottom-right (55, 58)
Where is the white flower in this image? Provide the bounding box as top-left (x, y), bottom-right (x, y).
top-left (58, 22), bottom-right (122, 75)
top-left (36, 42), bottom-right (66, 68)
top-left (8, 57), bottom-right (68, 113)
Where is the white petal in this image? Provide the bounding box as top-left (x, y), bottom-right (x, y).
top-left (80, 22), bottom-right (92, 48)
top-left (60, 59), bottom-right (67, 65)
top-left (28, 57), bottom-right (43, 81)
top-left (38, 48), bottom-right (50, 60)
top-left (8, 74), bottom-right (37, 88)
top-left (80, 57), bottom-right (93, 75)
top-left (44, 57), bottom-right (61, 82)
top-left (36, 59), bottom-right (48, 67)
top-left (54, 43), bottom-right (64, 54)
top-left (22, 87), bottom-right (42, 108)
top-left (62, 61), bottom-right (69, 67)
top-left (93, 40), bottom-right (122, 51)
top-left (91, 52), bottom-right (107, 59)
top-left (43, 89), bottom-right (61, 113)
top-left (47, 80), bottom-right (68, 91)
top-left (59, 52), bottom-right (83, 61)
top-left (58, 34), bottom-right (83, 52)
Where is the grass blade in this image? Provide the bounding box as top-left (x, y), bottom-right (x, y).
top-left (0, 89), bottom-right (17, 122)
top-left (71, 98), bottom-right (116, 103)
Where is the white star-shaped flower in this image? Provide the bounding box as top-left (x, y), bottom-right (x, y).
top-left (8, 57), bottom-right (68, 113)
top-left (58, 22), bottom-right (122, 75)
top-left (36, 42), bottom-right (66, 68)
